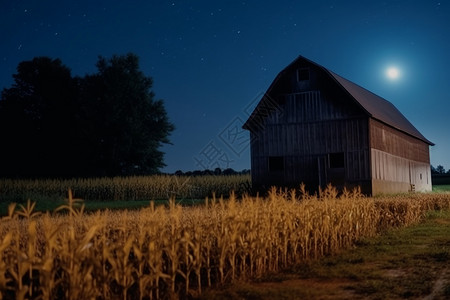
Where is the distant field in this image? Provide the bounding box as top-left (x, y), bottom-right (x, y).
top-left (0, 175), bottom-right (250, 215)
top-left (0, 174), bottom-right (251, 201)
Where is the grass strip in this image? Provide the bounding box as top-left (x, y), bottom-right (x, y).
top-left (0, 198), bottom-right (206, 216)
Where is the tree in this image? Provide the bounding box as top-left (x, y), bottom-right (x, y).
top-left (214, 167), bottom-right (222, 175)
top-left (79, 53), bottom-right (174, 176)
top-left (0, 53), bottom-right (174, 177)
top-left (436, 165), bottom-right (446, 174)
top-left (431, 165), bottom-right (437, 174)
top-left (0, 57), bottom-right (79, 177)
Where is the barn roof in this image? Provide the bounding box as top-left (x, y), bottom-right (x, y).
top-left (243, 55), bottom-right (434, 146)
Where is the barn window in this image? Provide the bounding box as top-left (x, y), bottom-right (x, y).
top-left (297, 68), bottom-right (310, 81)
top-left (268, 156), bottom-right (284, 172)
top-left (329, 153), bottom-right (345, 169)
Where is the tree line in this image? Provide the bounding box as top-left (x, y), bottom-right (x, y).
top-left (431, 165), bottom-right (450, 175)
top-left (0, 54), bottom-right (174, 178)
top-left (172, 168), bottom-right (250, 176)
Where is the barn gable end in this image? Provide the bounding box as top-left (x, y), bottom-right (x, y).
top-left (243, 55), bottom-right (433, 195)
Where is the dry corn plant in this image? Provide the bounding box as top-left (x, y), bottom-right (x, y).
top-left (0, 186), bottom-right (449, 299)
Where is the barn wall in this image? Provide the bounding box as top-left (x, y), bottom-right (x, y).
top-left (371, 148), bottom-right (432, 195)
top-left (369, 119), bottom-right (430, 163)
top-left (250, 90), bottom-right (371, 191)
top-left (369, 119), bottom-right (432, 194)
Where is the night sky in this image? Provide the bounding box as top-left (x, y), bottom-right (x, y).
top-left (1, 1), bottom-right (449, 173)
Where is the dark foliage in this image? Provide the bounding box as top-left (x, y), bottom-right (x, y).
top-left (431, 164), bottom-right (448, 175)
top-left (0, 54), bottom-right (174, 177)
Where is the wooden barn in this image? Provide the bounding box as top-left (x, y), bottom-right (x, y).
top-left (242, 55), bottom-right (434, 195)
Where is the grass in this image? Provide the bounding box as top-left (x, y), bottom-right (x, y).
top-left (0, 194), bottom-right (65, 215)
top-left (433, 184), bottom-right (450, 192)
top-left (198, 210), bottom-right (450, 300)
top-left (0, 196), bottom-right (205, 216)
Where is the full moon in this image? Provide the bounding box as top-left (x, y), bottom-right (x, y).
top-left (386, 67), bottom-right (400, 80)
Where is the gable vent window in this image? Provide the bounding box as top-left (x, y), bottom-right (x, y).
top-left (297, 68), bottom-right (310, 81)
top-left (268, 156), bottom-right (284, 172)
top-left (329, 153), bottom-right (345, 169)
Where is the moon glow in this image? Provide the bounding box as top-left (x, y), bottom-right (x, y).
top-left (386, 67), bottom-right (400, 80)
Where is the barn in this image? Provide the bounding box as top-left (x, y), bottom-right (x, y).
top-left (242, 55), bottom-right (434, 195)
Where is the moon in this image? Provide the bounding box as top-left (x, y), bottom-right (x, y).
top-left (386, 67), bottom-right (400, 80)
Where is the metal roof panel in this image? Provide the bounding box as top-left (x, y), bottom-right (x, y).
top-left (243, 55), bottom-right (434, 146)
top-left (327, 70), bottom-right (434, 145)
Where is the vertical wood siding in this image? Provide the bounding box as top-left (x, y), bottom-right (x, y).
top-left (369, 119), bottom-right (432, 194)
top-left (250, 90), bottom-right (370, 188)
top-left (371, 148), bottom-right (432, 193)
top-left (369, 119), bottom-right (430, 163)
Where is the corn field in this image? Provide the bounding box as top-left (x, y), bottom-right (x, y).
top-left (0, 185), bottom-right (449, 299)
top-left (0, 175), bottom-right (251, 202)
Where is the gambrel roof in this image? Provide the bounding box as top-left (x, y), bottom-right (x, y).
top-left (243, 55), bottom-right (434, 146)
